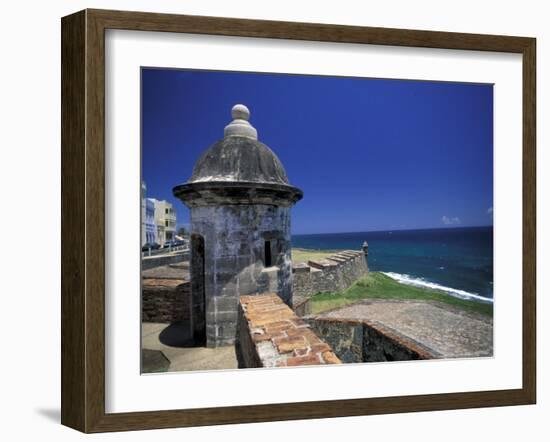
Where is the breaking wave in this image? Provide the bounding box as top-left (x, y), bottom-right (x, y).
top-left (381, 272), bottom-right (493, 303)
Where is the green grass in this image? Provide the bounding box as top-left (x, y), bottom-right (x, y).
top-left (309, 272), bottom-right (493, 317)
top-left (291, 248), bottom-right (337, 265)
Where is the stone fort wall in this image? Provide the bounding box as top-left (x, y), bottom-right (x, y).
top-left (236, 293), bottom-right (341, 368)
top-left (292, 250), bottom-right (368, 312)
top-left (142, 279), bottom-right (191, 323)
top-left (305, 316), bottom-right (436, 363)
top-left (142, 250), bottom-right (189, 271)
top-left (141, 250), bottom-right (368, 324)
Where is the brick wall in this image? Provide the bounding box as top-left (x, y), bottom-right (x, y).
top-left (292, 250), bottom-right (368, 307)
top-left (142, 279), bottom-right (191, 323)
top-left (306, 317), bottom-right (437, 363)
top-left (236, 293), bottom-right (341, 368)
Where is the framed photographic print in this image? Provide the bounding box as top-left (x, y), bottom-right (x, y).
top-left (61, 9), bottom-right (536, 433)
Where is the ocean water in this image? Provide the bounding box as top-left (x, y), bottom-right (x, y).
top-left (291, 226), bottom-right (493, 303)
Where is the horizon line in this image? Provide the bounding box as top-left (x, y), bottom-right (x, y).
top-left (292, 224), bottom-right (493, 236)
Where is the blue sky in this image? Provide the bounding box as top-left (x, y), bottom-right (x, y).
top-left (142, 68), bottom-right (493, 235)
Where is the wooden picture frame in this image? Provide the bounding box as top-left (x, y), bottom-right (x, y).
top-left (61, 8), bottom-right (536, 433)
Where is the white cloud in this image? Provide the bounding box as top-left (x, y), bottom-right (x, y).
top-left (442, 215), bottom-right (461, 226)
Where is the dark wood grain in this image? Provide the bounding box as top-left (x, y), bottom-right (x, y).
top-left (61, 10), bottom-right (86, 431)
top-left (85, 9), bottom-right (108, 432)
top-left (91, 8), bottom-right (532, 52)
top-left (61, 9), bottom-right (537, 433)
top-left (522, 39), bottom-right (536, 403)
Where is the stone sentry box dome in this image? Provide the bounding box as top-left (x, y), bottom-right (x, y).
top-left (173, 104), bottom-right (303, 347)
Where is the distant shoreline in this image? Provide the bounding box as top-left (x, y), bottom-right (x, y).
top-left (308, 272), bottom-right (493, 317)
top-left (291, 227), bottom-right (493, 301)
top-left (292, 246), bottom-right (493, 312)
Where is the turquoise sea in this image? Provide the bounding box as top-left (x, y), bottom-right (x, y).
top-left (291, 226), bottom-right (493, 303)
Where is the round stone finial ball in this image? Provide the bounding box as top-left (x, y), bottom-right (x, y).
top-left (232, 104), bottom-right (250, 121)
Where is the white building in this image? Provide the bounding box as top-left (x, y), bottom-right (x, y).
top-left (141, 182), bottom-right (158, 246)
top-left (141, 182), bottom-right (147, 246)
top-left (145, 199), bottom-right (156, 244)
top-left (148, 199), bottom-right (177, 246)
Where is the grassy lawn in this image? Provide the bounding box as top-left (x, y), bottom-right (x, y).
top-left (309, 272), bottom-right (493, 317)
top-left (291, 248), bottom-right (337, 265)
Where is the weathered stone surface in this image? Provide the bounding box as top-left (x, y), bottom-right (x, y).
top-left (273, 335), bottom-right (307, 353)
top-left (141, 349), bottom-right (171, 373)
top-left (172, 106), bottom-right (305, 348)
top-left (311, 299), bottom-right (493, 360)
top-left (188, 135), bottom-right (291, 186)
top-left (205, 310), bottom-right (238, 323)
top-left (142, 279), bottom-right (191, 324)
top-left (292, 250), bottom-right (368, 308)
top-left (236, 293), bottom-right (341, 368)
top-left (306, 318), bottom-right (365, 363)
top-left (183, 203), bottom-right (297, 347)
top-left (322, 350), bottom-right (341, 364)
top-left (326, 256), bottom-right (347, 264)
top-left (142, 250), bottom-right (189, 271)
top-left (284, 354), bottom-right (322, 367)
top-left (293, 262), bottom-right (311, 274)
top-left (174, 107), bottom-right (303, 208)
top-left (142, 262), bottom-right (189, 280)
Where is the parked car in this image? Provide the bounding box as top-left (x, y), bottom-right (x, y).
top-left (163, 240), bottom-right (176, 248)
top-left (141, 242), bottom-right (160, 252)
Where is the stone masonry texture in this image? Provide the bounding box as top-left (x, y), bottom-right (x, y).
top-left (236, 293), bottom-right (341, 368)
top-left (312, 299), bottom-right (493, 360)
top-left (191, 204), bottom-right (294, 347)
top-left (142, 279), bottom-right (191, 324)
top-left (292, 250), bottom-right (368, 306)
top-left (306, 316), bottom-right (435, 363)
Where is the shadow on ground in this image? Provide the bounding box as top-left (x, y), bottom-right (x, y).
top-left (35, 408), bottom-right (60, 423)
top-left (142, 322), bottom-right (238, 372)
top-left (158, 322), bottom-right (196, 348)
